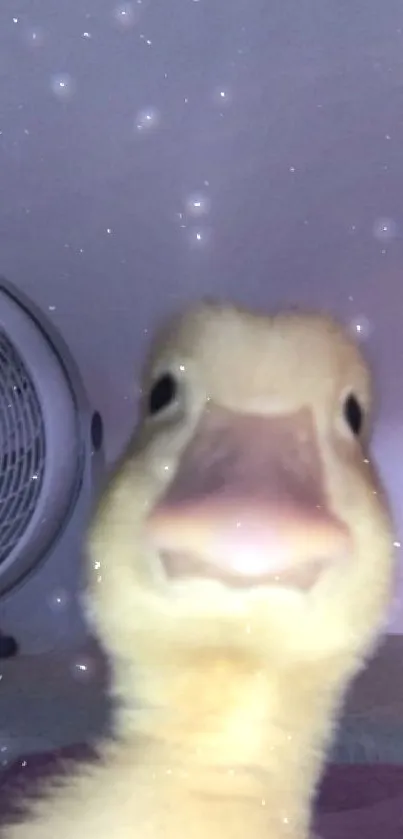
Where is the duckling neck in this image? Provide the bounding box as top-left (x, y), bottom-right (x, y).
top-left (114, 651), bottom-right (347, 838)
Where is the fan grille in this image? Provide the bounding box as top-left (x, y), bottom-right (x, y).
top-left (0, 331), bottom-right (46, 566)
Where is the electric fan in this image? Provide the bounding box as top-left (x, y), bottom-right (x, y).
top-left (0, 276), bottom-right (107, 764)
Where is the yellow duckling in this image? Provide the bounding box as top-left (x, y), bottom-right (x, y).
top-left (3, 301), bottom-right (395, 839)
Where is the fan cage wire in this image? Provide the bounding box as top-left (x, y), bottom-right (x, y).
top-left (0, 331), bottom-right (46, 565)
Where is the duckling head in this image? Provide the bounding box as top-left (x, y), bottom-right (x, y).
top-left (86, 301), bottom-right (395, 725)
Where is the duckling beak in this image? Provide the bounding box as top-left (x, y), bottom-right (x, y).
top-left (146, 405), bottom-right (351, 590)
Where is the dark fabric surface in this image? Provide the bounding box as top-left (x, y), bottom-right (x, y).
top-left (1, 745), bottom-right (403, 837)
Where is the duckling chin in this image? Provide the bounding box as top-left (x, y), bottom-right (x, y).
top-left (3, 301), bottom-right (395, 839)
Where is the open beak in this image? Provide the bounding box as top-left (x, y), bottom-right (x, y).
top-left (146, 405), bottom-right (351, 591)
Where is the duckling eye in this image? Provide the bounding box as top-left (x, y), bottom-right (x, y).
top-left (148, 373), bottom-right (178, 416)
top-left (343, 393), bottom-right (364, 436)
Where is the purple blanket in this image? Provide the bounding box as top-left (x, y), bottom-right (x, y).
top-left (1, 746), bottom-right (402, 837)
